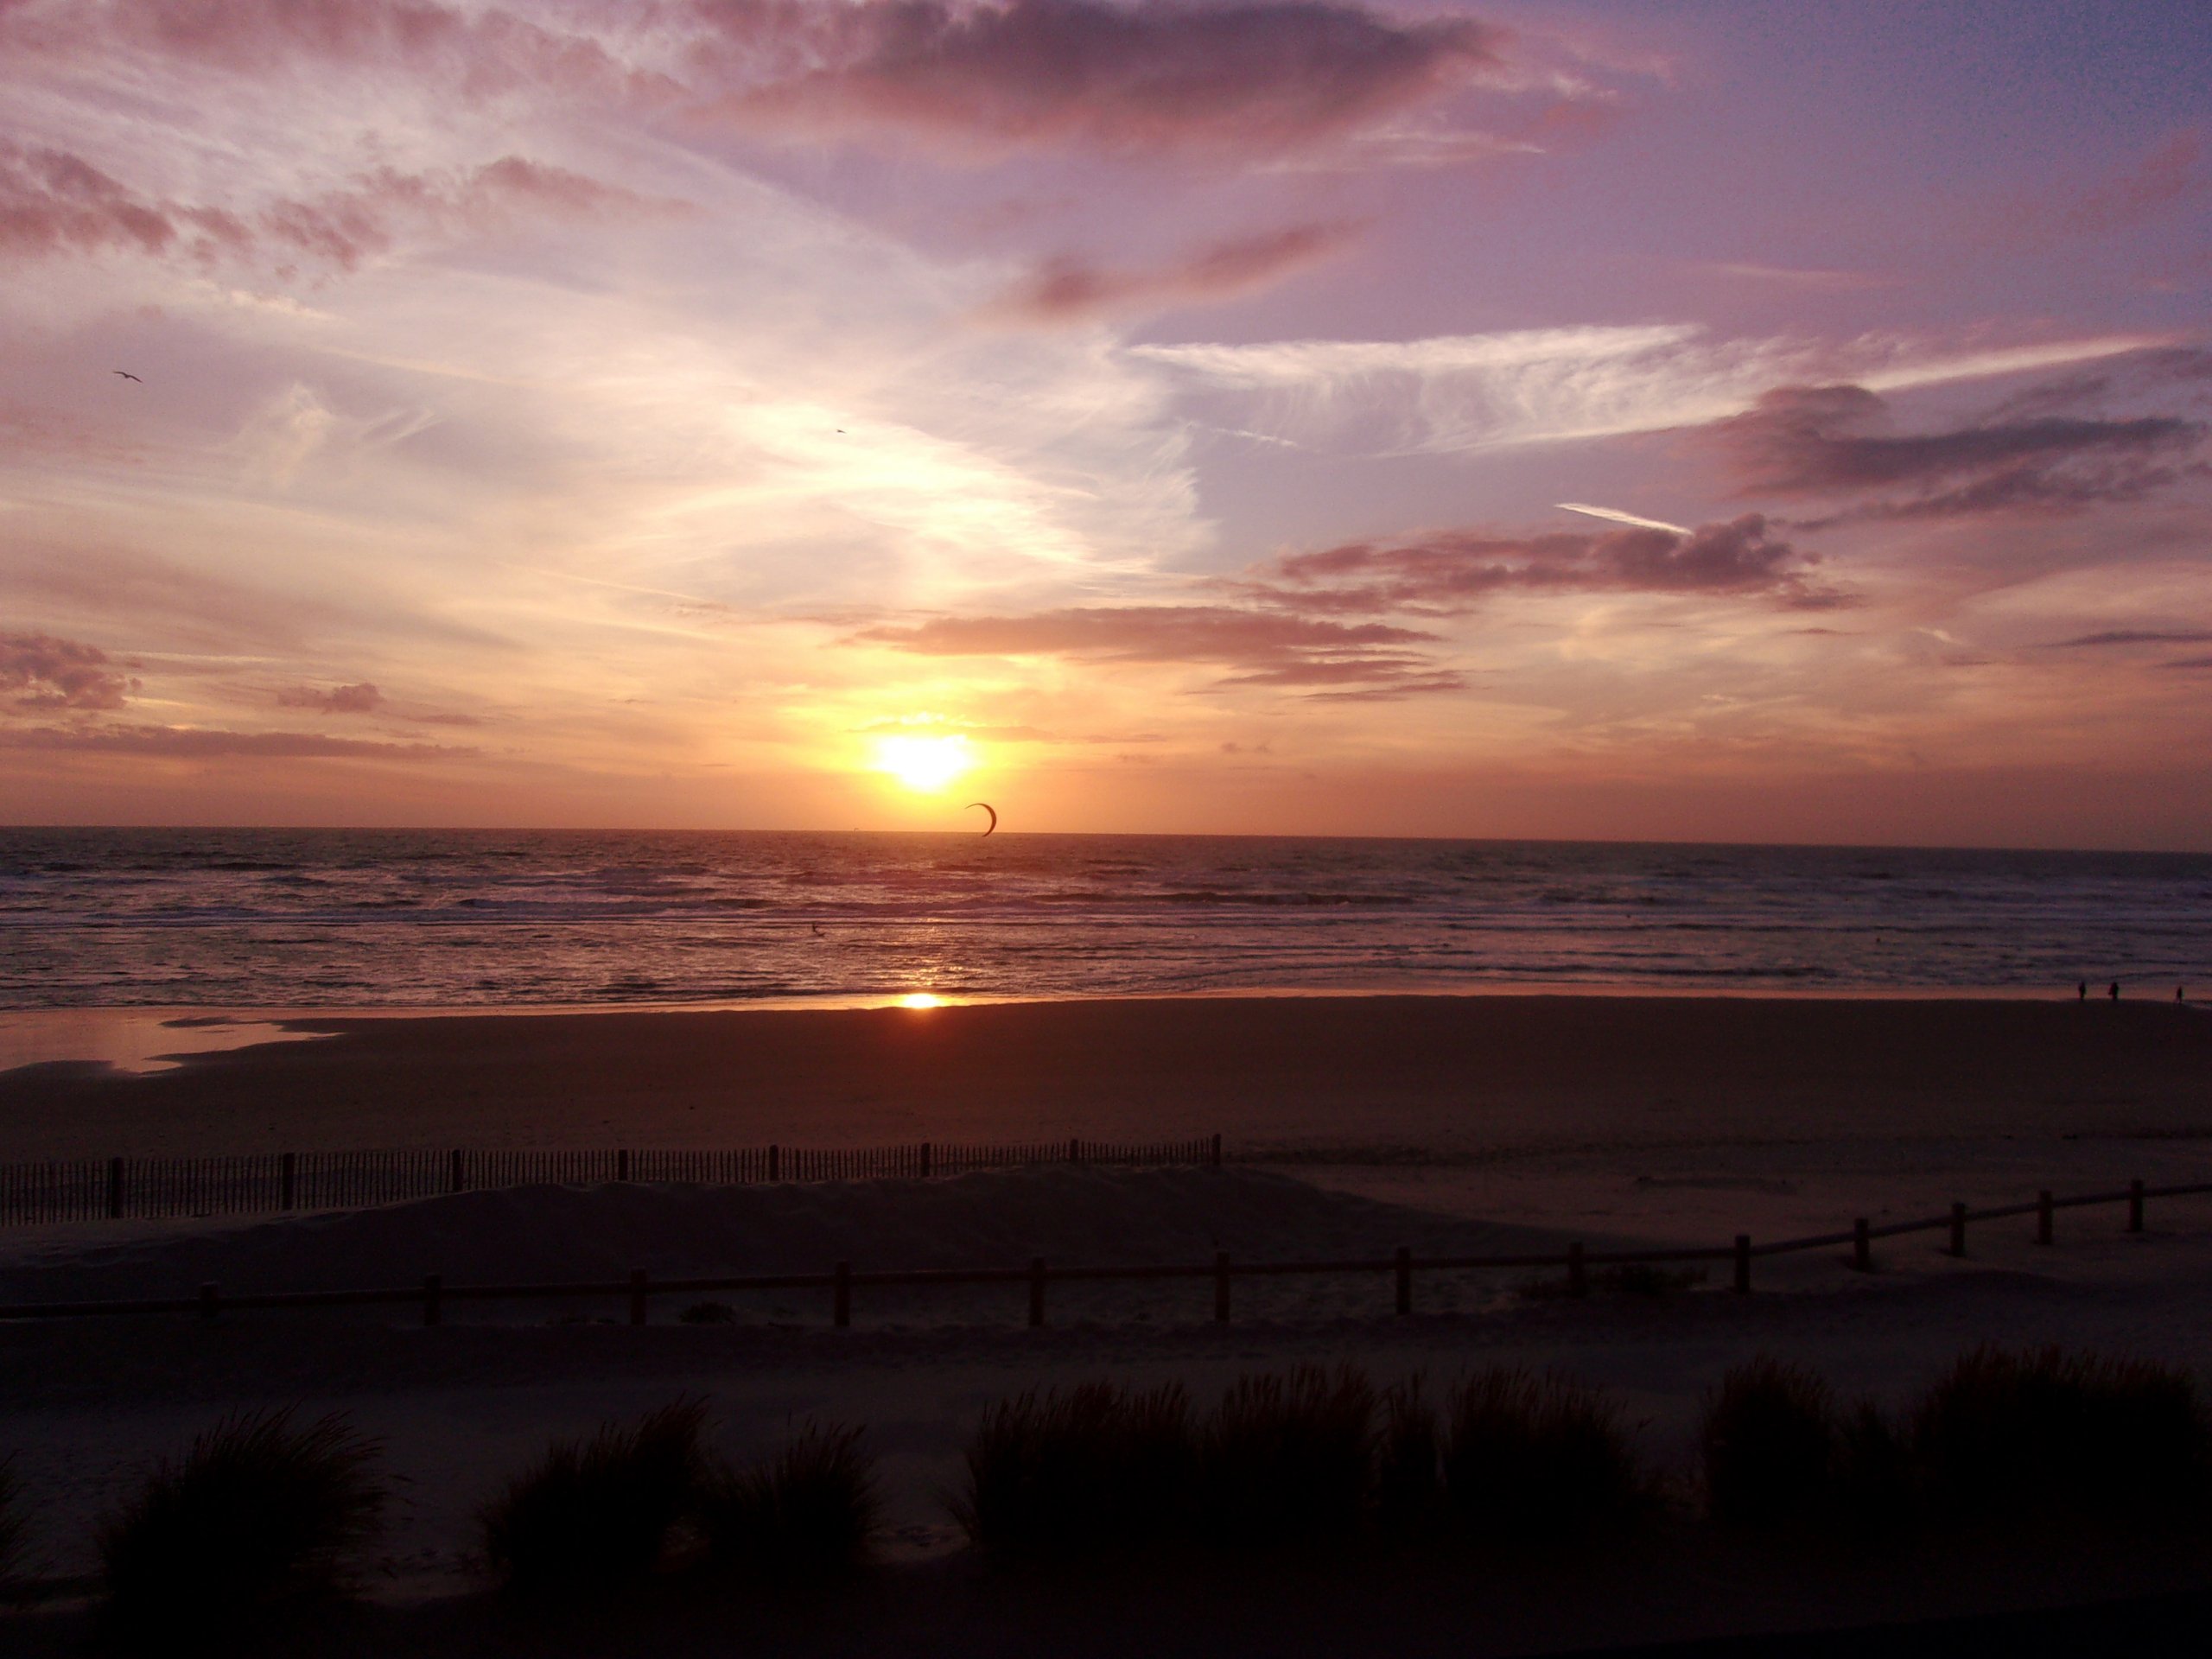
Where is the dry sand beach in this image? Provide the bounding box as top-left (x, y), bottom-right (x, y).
top-left (4, 994), bottom-right (2212, 1654)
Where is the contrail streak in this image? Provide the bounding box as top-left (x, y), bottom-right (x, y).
top-left (1556, 502), bottom-right (1694, 534)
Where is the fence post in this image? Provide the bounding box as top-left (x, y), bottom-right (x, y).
top-left (1214, 1250), bottom-right (1231, 1323)
top-left (2129, 1179), bottom-right (2145, 1233)
top-left (1567, 1242), bottom-right (1586, 1299)
top-left (1028, 1256), bottom-right (1046, 1327)
top-left (107, 1156), bottom-right (124, 1220)
top-left (833, 1261), bottom-right (851, 1328)
top-left (1211, 1133), bottom-right (1222, 1169)
top-left (768, 1143), bottom-right (780, 1184)
top-left (921, 1141), bottom-right (932, 1179)
top-left (2037, 1190), bottom-right (2054, 1246)
top-left (1948, 1202), bottom-right (1967, 1256)
top-left (1733, 1236), bottom-right (1751, 1294)
top-left (198, 1282), bottom-right (218, 1320)
top-left (629, 1268), bottom-right (648, 1326)
top-left (423, 1273), bottom-right (442, 1327)
top-left (1069, 1136), bottom-right (1081, 1165)
top-left (1395, 1245), bottom-right (1412, 1316)
top-left (1853, 1218), bottom-right (1872, 1273)
top-left (617, 1149), bottom-right (631, 1183)
top-left (448, 1149), bottom-right (465, 1195)
top-left (280, 1152), bottom-right (296, 1213)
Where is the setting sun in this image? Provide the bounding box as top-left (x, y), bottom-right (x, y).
top-left (873, 734), bottom-right (975, 792)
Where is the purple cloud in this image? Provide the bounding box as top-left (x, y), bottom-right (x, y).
top-left (275, 681), bottom-right (384, 714)
top-left (993, 220), bottom-right (1359, 321)
top-left (706, 0), bottom-right (1507, 159)
top-left (1711, 383), bottom-right (2206, 523)
top-left (0, 141), bottom-right (676, 270)
top-left (1249, 515), bottom-right (1834, 613)
top-left (0, 631), bottom-right (138, 711)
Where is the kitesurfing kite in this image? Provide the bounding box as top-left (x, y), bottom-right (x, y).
top-left (968, 802), bottom-right (997, 836)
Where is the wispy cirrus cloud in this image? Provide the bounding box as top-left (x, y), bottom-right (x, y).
top-left (991, 220), bottom-right (1359, 321)
top-left (1711, 383), bottom-right (2207, 523)
top-left (1132, 324), bottom-right (2175, 454)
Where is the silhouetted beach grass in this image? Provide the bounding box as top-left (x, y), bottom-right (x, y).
top-left (700, 1421), bottom-right (879, 1581)
top-left (953, 1381), bottom-right (1196, 1556)
top-left (480, 1397), bottom-right (707, 1598)
top-left (0, 1456), bottom-right (24, 1597)
top-left (96, 1410), bottom-right (384, 1643)
top-left (1700, 1357), bottom-right (1839, 1531)
top-left (1198, 1365), bottom-right (1377, 1548)
top-left (1913, 1346), bottom-right (2211, 1529)
top-left (1442, 1369), bottom-right (1648, 1543)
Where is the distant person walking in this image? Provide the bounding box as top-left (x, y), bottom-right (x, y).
top-left (2109, 982), bottom-right (2120, 1001)
top-left (2078, 981), bottom-right (2087, 1001)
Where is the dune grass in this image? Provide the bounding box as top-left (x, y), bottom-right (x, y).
top-left (1443, 1368), bottom-right (1646, 1543)
top-left (1700, 1357), bottom-right (1839, 1530)
top-left (0, 1456), bottom-right (23, 1596)
top-left (700, 1421), bottom-right (880, 1581)
top-left (1197, 1365), bottom-right (1376, 1548)
top-left (97, 1410), bottom-right (385, 1641)
top-left (1913, 1346), bottom-right (2210, 1527)
top-left (480, 1397), bottom-right (708, 1597)
top-left (954, 1381), bottom-right (1196, 1556)
top-left (1373, 1376), bottom-right (1445, 1535)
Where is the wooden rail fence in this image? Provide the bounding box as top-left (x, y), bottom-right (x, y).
top-left (0, 1176), bottom-right (2203, 1329)
top-left (0, 1135), bottom-right (1222, 1226)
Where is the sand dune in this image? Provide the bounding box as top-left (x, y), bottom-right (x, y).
top-left (0, 1166), bottom-right (1591, 1306)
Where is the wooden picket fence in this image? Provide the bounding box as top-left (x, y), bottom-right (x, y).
top-left (0, 1135), bottom-right (1222, 1226)
top-left (0, 1174), bottom-right (2204, 1330)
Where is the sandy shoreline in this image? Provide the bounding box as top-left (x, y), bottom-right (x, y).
top-left (3, 993), bottom-right (2206, 1158)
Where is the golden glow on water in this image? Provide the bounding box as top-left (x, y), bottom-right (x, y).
top-left (873, 733), bottom-right (975, 792)
top-left (897, 992), bottom-right (943, 1009)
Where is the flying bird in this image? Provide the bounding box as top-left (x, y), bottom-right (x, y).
top-left (112, 370), bottom-right (142, 383)
top-left (967, 802), bottom-right (997, 836)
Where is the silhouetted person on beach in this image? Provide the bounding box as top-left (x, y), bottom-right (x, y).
top-left (2180, 986), bottom-right (2187, 1004)
top-left (2109, 982), bottom-right (2120, 1001)
top-left (2078, 981), bottom-right (2087, 1001)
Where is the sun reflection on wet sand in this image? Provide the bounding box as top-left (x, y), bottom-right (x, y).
top-left (0, 1011), bottom-right (330, 1076)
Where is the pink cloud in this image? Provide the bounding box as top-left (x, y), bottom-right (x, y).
top-left (2008, 129), bottom-right (2209, 245)
top-left (1248, 515), bottom-right (1834, 613)
top-left (704, 0), bottom-right (1507, 159)
top-left (3, 0), bottom-right (658, 101)
top-left (992, 219), bottom-right (1360, 321)
top-left (0, 723), bottom-right (467, 759)
top-left (275, 682), bottom-right (384, 714)
top-left (858, 604), bottom-right (1459, 697)
top-left (0, 144), bottom-right (677, 270)
top-left (0, 631), bottom-right (138, 711)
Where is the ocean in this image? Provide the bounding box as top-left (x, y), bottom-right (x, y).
top-left (2, 828), bottom-right (2206, 1010)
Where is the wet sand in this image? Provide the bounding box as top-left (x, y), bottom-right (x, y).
top-left (1, 994), bottom-right (2206, 1164)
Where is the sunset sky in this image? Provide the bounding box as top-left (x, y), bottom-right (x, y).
top-left (3, 0), bottom-right (2209, 846)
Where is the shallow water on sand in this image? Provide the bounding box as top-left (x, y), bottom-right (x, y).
top-left (2, 827), bottom-right (2206, 1008)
